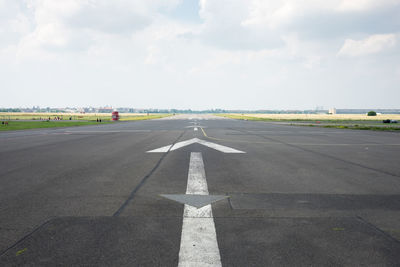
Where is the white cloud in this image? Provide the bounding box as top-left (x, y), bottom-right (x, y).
top-left (338, 34), bottom-right (397, 57)
top-left (336, 0), bottom-right (400, 12)
top-left (4, 0), bottom-right (399, 56)
top-left (0, 0), bottom-right (32, 45)
top-left (234, 0), bottom-right (400, 42)
top-left (7, 0), bottom-right (183, 58)
top-left (1, 0), bottom-right (400, 109)
top-left (242, 0), bottom-right (326, 29)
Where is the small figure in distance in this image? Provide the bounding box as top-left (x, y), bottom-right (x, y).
top-left (99, 119), bottom-right (102, 122)
top-left (96, 118), bottom-right (99, 122)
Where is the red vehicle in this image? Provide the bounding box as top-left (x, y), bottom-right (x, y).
top-left (111, 111), bottom-right (119, 121)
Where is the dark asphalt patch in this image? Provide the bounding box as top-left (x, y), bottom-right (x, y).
top-left (215, 217), bottom-right (400, 266)
top-left (230, 193), bottom-right (400, 211)
top-left (3, 216), bottom-right (399, 266)
top-left (0, 217), bottom-right (181, 267)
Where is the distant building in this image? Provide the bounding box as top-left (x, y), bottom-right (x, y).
top-left (328, 108), bottom-right (337, 115)
top-left (98, 107), bottom-right (113, 113)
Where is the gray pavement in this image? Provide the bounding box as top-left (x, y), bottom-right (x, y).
top-left (1, 114), bottom-right (400, 266)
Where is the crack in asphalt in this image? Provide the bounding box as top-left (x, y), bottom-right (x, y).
top-left (113, 130), bottom-right (187, 217)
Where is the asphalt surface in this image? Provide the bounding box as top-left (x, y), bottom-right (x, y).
top-left (1, 114), bottom-right (400, 266)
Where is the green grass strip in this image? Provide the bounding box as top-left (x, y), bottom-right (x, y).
top-left (320, 125), bottom-right (400, 131)
top-left (0, 121), bottom-right (112, 131)
top-left (0, 114), bottom-right (173, 131)
top-left (216, 114), bottom-right (400, 131)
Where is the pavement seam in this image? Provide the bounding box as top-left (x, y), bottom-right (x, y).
top-left (0, 132), bottom-right (97, 156)
top-left (232, 128), bottom-right (400, 179)
top-left (356, 216), bottom-right (400, 244)
top-left (0, 217), bottom-right (55, 257)
top-left (112, 130), bottom-right (187, 217)
top-left (200, 127), bottom-right (400, 146)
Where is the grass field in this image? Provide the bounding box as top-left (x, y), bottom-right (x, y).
top-left (0, 112), bottom-right (172, 122)
top-left (217, 113), bottom-right (400, 121)
top-left (318, 124), bottom-right (400, 131)
top-left (0, 113), bottom-right (173, 131)
top-left (119, 114), bottom-right (172, 121)
top-left (0, 121), bottom-right (113, 131)
top-left (217, 114), bottom-right (400, 131)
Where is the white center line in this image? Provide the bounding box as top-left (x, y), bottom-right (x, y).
top-left (178, 152), bottom-right (222, 267)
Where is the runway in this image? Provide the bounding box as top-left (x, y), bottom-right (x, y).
top-left (1, 114), bottom-right (400, 266)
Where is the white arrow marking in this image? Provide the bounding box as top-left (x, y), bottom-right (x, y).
top-left (160, 194), bottom-right (228, 208)
top-left (147, 138), bottom-right (245, 153)
top-left (147, 138), bottom-right (197, 153)
top-left (185, 126), bottom-right (205, 128)
top-left (178, 152), bottom-right (222, 267)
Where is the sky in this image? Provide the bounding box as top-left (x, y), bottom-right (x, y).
top-left (1, 0), bottom-right (399, 110)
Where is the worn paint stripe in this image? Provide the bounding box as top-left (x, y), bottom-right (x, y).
top-left (171, 139), bottom-right (198, 151)
top-left (146, 144), bottom-right (172, 153)
top-left (178, 152), bottom-right (222, 267)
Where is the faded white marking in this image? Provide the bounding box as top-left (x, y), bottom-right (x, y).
top-left (194, 127), bottom-right (198, 131)
top-left (146, 144), bottom-right (172, 153)
top-left (147, 138), bottom-right (245, 153)
top-left (178, 152), bottom-right (222, 267)
top-left (185, 126), bottom-right (205, 128)
top-left (65, 130), bottom-right (151, 133)
top-left (172, 138), bottom-right (198, 151)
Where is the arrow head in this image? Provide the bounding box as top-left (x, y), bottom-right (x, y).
top-left (147, 138), bottom-right (245, 153)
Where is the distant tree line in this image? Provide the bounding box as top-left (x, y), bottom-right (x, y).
top-left (0, 108), bottom-right (21, 112)
top-left (2, 107), bottom-right (400, 114)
